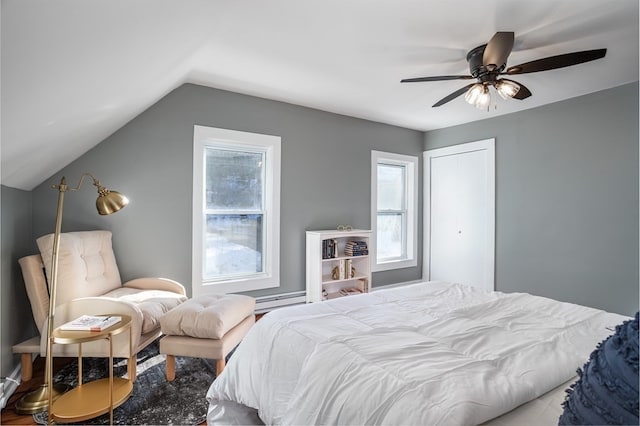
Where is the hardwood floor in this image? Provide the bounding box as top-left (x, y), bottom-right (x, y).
top-left (3, 314), bottom-right (265, 425)
top-left (3, 315), bottom-right (265, 424)
top-left (1, 356), bottom-right (74, 425)
top-left (0, 357), bottom-right (212, 426)
top-left (1, 355), bottom-right (208, 426)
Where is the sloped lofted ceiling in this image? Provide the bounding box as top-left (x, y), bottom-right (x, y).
top-left (1, 0), bottom-right (638, 190)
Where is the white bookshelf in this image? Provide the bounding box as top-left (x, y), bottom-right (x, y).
top-left (305, 229), bottom-right (372, 303)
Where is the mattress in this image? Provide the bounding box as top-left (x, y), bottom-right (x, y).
top-left (206, 281), bottom-right (627, 425)
top-left (206, 378), bottom-right (573, 425)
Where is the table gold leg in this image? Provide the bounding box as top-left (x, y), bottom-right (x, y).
top-left (109, 335), bottom-right (113, 425)
top-left (47, 338), bottom-right (53, 425)
top-left (78, 343), bottom-right (83, 385)
top-left (128, 325), bottom-right (136, 381)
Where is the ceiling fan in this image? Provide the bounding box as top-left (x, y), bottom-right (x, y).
top-left (401, 32), bottom-right (606, 109)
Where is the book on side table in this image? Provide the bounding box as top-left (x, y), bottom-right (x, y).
top-left (60, 315), bottom-right (122, 331)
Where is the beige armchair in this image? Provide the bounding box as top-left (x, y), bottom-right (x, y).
top-left (16, 230), bottom-right (187, 380)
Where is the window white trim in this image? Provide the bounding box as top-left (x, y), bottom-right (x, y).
top-left (371, 150), bottom-right (418, 272)
top-left (192, 125), bottom-right (281, 295)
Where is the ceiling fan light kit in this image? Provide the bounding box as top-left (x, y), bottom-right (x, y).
top-left (495, 79), bottom-right (520, 100)
top-left (401, 31), bottom-right (607, 110)
top-left (463, 79), bottom-right (521, 110)
top-left (464, 83), bottom-right (490, 109)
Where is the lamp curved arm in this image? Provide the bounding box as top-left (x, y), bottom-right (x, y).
top-left (43, 173), bottom-right (128, 391)
top-left (51, 172), bottom-right (100, 192)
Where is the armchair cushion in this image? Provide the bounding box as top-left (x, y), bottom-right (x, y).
top-left (37, 230), bottom-right (122, 307)
top-left (103, 287), bottom-right (186, 333)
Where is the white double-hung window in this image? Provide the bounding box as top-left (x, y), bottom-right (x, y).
top-left (193, 125), bottom-right (281, 295)
top-left (371, 151), bottom-right (418, 271)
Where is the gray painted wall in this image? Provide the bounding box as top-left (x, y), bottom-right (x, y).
top-left (1, 185), bottom-right (37, 378)
top-left (425, 82), bottom-right (639, 316)
top-left (3, 82), bottom-right (638, 380)
top-left (30, 84), bottom-right (425, 298)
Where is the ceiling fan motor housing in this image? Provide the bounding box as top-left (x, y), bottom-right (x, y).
top-left (467, 44), bottom-right (505, 82)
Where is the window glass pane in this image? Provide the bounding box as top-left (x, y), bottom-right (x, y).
top-left (377, 213), bottom-right (403, 260)
top-left (205, 214), bottom-right (263, 279)
top-left (206, 148), bottom-right (263, 210)
top-left (377, 164), bottom-right (404, 210)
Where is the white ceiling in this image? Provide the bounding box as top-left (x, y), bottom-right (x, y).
top-left (2, 0), bottom-right (638, 190)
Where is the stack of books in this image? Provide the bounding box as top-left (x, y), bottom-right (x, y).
top-left (344, 240), bottom-right (368, 256)
top-left (339, 287), bottom-right (363, 296)
top-left (60, 315), bottom-right (122, 331)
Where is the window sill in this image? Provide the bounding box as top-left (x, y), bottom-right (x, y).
top-left (372, 258), bottom-right (417, 272)
top-left (193, 277), bottom-right (279, 296)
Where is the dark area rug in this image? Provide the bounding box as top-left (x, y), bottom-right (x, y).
top-left (33, 341), bottom-right (216, 425)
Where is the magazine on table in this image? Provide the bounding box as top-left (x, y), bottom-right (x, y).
top-left (60, 315), bottom-right (122, 331)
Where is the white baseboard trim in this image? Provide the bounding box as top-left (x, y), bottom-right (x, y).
top-left (1, 363), bottom-right (22, 410)
top-left (253, 280), bottom-right (423, 314)
top-left (255, 291), bottom-right (306, 313)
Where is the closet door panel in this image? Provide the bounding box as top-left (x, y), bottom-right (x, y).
top-left (424, 139), bottom-right (495, 291)
top-left (455, 149), bottom-right (489, 287)
top-left (429, 154), bottom-right (460, 282)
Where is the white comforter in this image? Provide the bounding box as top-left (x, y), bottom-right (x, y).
top-left (206, 282), bottom-right (627, 425)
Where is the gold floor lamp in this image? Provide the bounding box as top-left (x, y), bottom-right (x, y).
top-left (15, 173), bottom-right (129, 415)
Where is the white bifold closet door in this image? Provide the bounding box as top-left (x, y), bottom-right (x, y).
top-left (424, 139), bottom-right (495, 291)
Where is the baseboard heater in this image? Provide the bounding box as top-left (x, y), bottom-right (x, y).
top-left (1, 364), bottom-right (22, 410)
top-left (255, 291), bottom-right (306, 313)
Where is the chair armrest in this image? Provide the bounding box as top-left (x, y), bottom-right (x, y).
top-left (43, 297), bottom-right (145, 358)
top-left (123, 277), bottom-right (186, 296)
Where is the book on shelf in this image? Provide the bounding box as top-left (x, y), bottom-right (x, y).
top-left (60, 315), bottom-right (122, 331)
top-left (322, 239), bottom-right (338, 259)
top-left (337, 258), bottom-right (353, 279)
top-left (345, 240), bottom-right (369, 256)
top-left (339, 287), bottom-right (363, 296)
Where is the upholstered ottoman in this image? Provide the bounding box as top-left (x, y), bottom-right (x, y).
top-left (159, 294), bottom-right (255, 380)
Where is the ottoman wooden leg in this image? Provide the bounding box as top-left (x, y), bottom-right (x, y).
top-left (128, 355), bottom-right (137, 382)
top-left (216, 358), bottom-right (225, 375)
top-left (166, 354), bottom-right (176, 381)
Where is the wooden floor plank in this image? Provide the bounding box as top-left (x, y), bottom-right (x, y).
top-left (3, 314), bottom-right (266, 425)
top-left (1, 356), bottom-right (73, 425)
top-left (1, 355), bottom-right (208, 426)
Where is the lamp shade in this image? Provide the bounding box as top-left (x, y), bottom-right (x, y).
top-left (464, 83), bottom-right (491, 109)
top-left (495, 79), bottom-right (520, 100)
top-left (96, 190), bottom-right (129, 215)
top-left (464, 83), bottom-right (485, 105)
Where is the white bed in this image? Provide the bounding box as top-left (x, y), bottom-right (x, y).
top-left (206, 281), bottom-right (627, 425)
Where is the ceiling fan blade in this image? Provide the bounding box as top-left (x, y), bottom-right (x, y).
top-left (432, 83), bottom-right (476, 107)
top-left (483, 32), bottom-right (515, 68)
top-left (401, 75), bottom-right (473, 83)
top-left (501, 78), bottom-right (532, 100)
top-left (504, 49), bottom-right (607, 74)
